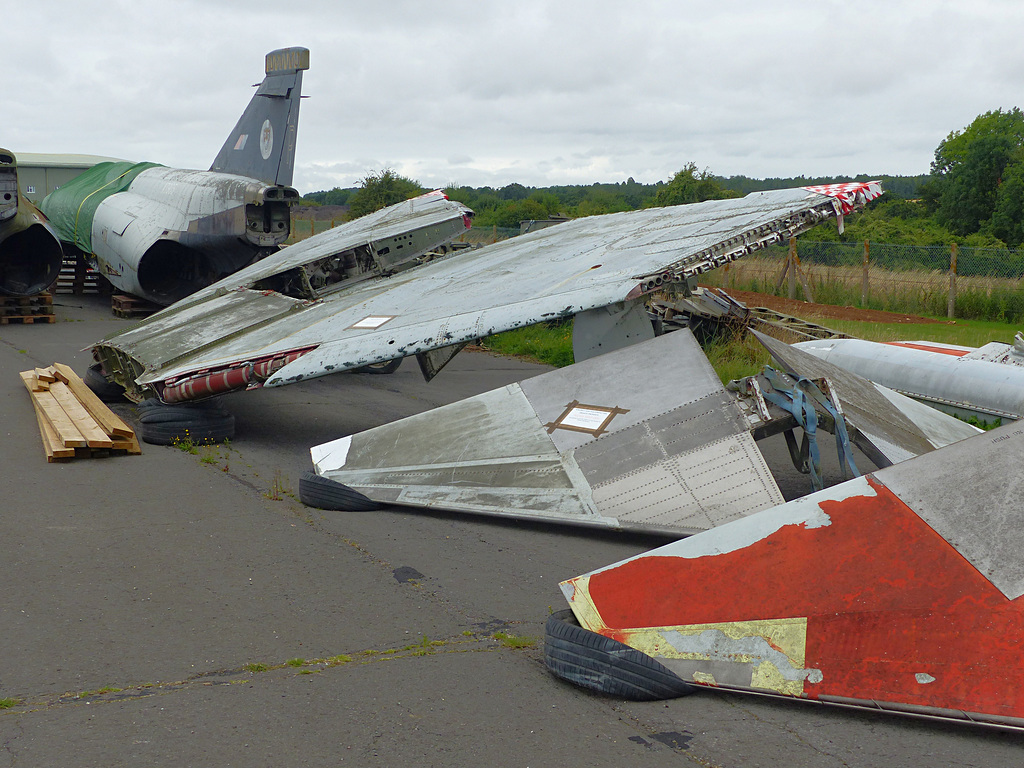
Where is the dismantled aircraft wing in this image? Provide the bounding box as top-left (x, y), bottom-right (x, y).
top-left (0, 149), bottom-right (63, 296)
top-left (92, 191), bottom-right (474, 401)
top-left (40, 47), bottom-right (308, 306)
top-left (309, 330), bottom-right (784, 535)
top-left (91, 182), bottom-right (882, 403)
top-left (793, 335), bottom-right (1024, 423)
top-left (556, 421), bottom-right (1024, 728)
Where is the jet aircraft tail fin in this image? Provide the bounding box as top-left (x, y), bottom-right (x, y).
top-left (209, 47), bottom-right (309, 187)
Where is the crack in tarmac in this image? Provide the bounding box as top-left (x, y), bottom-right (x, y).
top-left (0, 634), bottom-right (539, 719)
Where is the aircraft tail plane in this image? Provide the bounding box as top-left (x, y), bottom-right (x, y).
top-left (209, 47), bottom-right (309, 187)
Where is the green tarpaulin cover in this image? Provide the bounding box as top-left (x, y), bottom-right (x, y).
top-left (40, 161), bottom-right (161, 253)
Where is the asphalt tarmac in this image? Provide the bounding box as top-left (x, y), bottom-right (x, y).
top-left (2, 293), bottom-right (1022, 767)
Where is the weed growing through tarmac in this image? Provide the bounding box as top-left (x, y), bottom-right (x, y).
top-left (286, 658), bottom-right (306, 667)
top-left (492, 631), bottom-right (537, 649)
top-left (0, 697), bottom-right (22, 709)
top-left (172, 432), bottom-right (199, 455)
top-left (244, 663), bottom-right (269, 673)
top-left (264, 469), bottom-right (292, 501)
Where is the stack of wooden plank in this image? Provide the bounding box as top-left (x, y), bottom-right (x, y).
top-left (20, 363), bottom-right (141, 462)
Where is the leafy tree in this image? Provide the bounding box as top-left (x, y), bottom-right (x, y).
top-left (498, 183), bottom-right (531, 201)
top-left (929, 108), bottom-right (1024, 239)
top-left (988, 151), bottom-right (1024, 246)
top-left (346, 169), bottom-right (424, 220)
top-left (646, 163), bottom-right (738, 208)
top-left (573, 188), bottom-right (631, 217)
top-left (302, 187), bottom-right (355, 206)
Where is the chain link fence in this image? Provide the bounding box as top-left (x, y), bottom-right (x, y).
top-left (718, 241), bottom-right (1024, 323)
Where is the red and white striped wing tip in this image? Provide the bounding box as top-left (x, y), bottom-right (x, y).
top-left (802, 181), bottom-right (883, 214)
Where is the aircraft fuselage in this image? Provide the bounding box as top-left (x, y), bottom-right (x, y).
top-left (90, 167), bottom-right (297, 305)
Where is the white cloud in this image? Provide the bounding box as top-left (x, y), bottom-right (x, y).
top-left (7, 0), bottom-right (1022, 190)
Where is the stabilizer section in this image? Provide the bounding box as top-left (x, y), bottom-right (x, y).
top-left (209, 47), bottom-right (309, 186)
top-left (309, 330), bottom-right (785, 535)
top-left (559, 423), bottom-right (1024, 728)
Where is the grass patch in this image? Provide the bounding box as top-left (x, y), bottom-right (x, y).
top-left (0, 697), bottom-right (22, 709)
top-left (243, 662), bottom-right (269, 673)
top-left (492, 631), bottom-right (537, 650)
top-left (823, 317), bottom-right (1019, 347)
top-left (483, 320), bottom-right (575, 367)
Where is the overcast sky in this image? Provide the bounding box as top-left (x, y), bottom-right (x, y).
top-left (8, 1), bottom-right (1024, 193)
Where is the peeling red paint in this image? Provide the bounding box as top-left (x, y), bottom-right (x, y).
top-left (579, 476), bottom-right (1024, 716)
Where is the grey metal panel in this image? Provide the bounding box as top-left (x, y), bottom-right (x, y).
top-left (589, 432), bottom-right (783, 532)
top-left (572, 300), bottom-right (656, 361)
top-left (520, 327), bottom-right (724, 454)
top-left (876, 422), bottom-right (1024, 600)
top-left (753, 331), bottom-right (979, 462)
top-left (343, 385), bottom-right (557, 468)
top-left (96, 187), bottom-right (851, 391)
top-left (313, 330), bottom-right (783, 534)
top-left (573, 390), bottom-right (748, 483)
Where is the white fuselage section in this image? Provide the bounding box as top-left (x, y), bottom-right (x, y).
top-left (794, 337), bottom-right (1024, 422)
top-left (91, 167), bottom-right (292, 303)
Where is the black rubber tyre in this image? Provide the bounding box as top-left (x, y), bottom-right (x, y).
top-left (354, 358), bottom-right (402, 375)
top-left (544, 609), bottom-right (695, 701)
top-left (84, 363), bottom-right (126, 403)
top-left (137, 405), bottom-right (235, 446)
top-left (298, 471), bottom-right (381, 511)
top-left (137, 404), bottom-right (230, 424)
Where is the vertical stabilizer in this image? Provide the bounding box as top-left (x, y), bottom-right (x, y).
top-left (209, 47), bottom-right (309, 187)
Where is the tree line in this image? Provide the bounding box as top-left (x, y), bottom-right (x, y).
top-left (302, 108), bottom-right (1024, 251)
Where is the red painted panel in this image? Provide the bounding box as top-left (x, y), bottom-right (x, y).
top-left (578, 477), bottom-right (1024, 717)
top-left (883, 341), bottom-right (970, 357)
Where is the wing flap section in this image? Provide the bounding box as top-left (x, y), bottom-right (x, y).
top-left (309, 330), bottom-right (784, 535)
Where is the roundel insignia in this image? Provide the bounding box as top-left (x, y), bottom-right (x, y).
top-left (260, 119), bottom-right (274, 160)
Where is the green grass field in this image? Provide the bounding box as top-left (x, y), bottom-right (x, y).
top-left (484, 312), bottom-right (1022, 384)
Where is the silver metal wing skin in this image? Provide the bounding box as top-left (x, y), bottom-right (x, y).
top-left (309, 330), bottom-right (784, 535)
top-left (92, 183), bottom-right (880, 403)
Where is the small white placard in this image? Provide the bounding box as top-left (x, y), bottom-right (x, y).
top-left (561, 407), bottom-right (612, 431)
top-left (352, 315), bottom-right (393, 329)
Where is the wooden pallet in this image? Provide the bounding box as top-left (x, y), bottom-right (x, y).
top-left (111, 293), bottom-right (159, 319)
top-left (0, 292), bottom-right (56, 324)
top-left (20, 363), bottom-right (141, 462)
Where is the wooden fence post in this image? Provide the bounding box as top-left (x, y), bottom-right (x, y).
top-left (947, 243), bottom-right (958, 319)
top-left (861, 240), bottom-right (870, 307)
top-left (788, 238), bottom-right (797, 300)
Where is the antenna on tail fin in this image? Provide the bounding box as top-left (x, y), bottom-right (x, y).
top-left (209, 47), bottom-right (309, 187)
